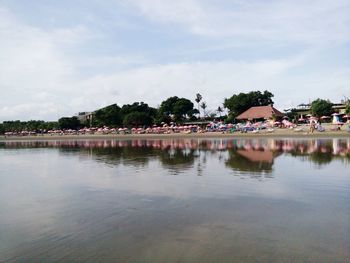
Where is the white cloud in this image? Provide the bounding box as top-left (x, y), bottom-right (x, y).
top-left (0, 7), bottom-right (145, 121)
top-left (75, 58), bottom-right (350, 114)
top-left (0, 3), bottom-right (349, 122)
top-left (127, 0), bottom-right (350, 43)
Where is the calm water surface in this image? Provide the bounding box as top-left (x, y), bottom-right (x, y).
top-left (0, 138), bottom-right (349, 262)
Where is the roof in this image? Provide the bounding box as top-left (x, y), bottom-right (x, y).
top-left (236, 105), bottom-right (284, 120)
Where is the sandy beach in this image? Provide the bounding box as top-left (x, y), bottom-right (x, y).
top-left (1, 128), bottom-right (349, 141)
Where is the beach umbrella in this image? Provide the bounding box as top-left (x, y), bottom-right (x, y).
top-left (343, 114), bottom-right (350, 119)
top-left (298, 117), bottom-right (305, 121)
top-left (321, 116), bottom-right (330, 119)
top-left (331, 113), bottom-right (340, 116)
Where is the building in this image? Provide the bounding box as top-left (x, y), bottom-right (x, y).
top-left (236, 105), bottom-right (284, 121)
top-left (291, 101), bottom-right (348, 118)
top-left (75, 112), bottom-right (94, 126)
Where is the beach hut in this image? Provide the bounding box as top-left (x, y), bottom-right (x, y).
top-left (236, 105), bottom-right (284, 121)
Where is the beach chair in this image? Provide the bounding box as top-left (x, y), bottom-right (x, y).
top-left (317, 125), bottom-right (325, 132)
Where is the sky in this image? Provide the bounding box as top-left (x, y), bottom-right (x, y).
top-left (0, 0), bottom-right (349, 121)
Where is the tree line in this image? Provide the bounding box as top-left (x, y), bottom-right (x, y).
top-left (1, 91), bottom-right (349, 133)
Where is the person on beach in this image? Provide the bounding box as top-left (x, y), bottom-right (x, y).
top-left (309, 121), bottom-right (315, 134)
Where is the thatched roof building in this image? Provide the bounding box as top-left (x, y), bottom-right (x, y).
top-left (236, 105), bottom-right (283, 120)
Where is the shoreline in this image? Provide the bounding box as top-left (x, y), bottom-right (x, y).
top-left (1, 130), bottom-right (350, 141)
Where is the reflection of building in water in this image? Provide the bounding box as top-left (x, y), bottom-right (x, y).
top-left (225, 147), bottom-right (283, 175)
top-left (237, 149), bottom-right (274, 163)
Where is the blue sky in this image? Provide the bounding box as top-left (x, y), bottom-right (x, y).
top-left (0, 0), bottom-right (349, 121)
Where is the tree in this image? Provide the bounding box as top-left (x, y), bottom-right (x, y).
top-left (200, 102), bottom-right (207, 117)
top-left (217, 106), bottom-right (223, 118)
top-left (195, 93), bottom-right (202, 118)
top-left (310, 99), bottom-right (333, 117)
top-left (224, 90), bottom-right (274, 118)
top-left (121, 102), bottom-right (157, 118)
top-left (123, 112), bottom-right (153, 127)
top-left (346, 102), bottom-right (350, 114)
top-left (93, 104), bottom-right (122, 127)
top-left (121, 102), bottom-right (157, 126)
top-left (58, 117), bottom-right (81, 129)
top-left (0, 123), bottom-right (4, 134)
top-left (159, 96), bottom-right (194, 121)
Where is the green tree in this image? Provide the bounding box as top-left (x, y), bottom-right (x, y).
top-left (310, 99), bottom-right (333, 117)
top-left (224, 90), bottom-right (274, 118)
top-left (123, 112), bottom-right (153, 127)
top-left (346, 101), bottom-right (350, 114)
top-left (93, 104), bottom-right (122, 127)
top-left (217, 106), bottom-right (223, 118)
top-left (121, 102), bottom-right (157, 118)
top-left (0, 123), bottom-right (4, 134)
top-left (200, 102), bottom-right (207, 117)
top-left (58, 117), bottom-right (81, 129)
top-left (159, 96), bottom-right (194, 121)
top-left (195, 93), bottom-right (202, 117)
top-left (121, 102), bottom-right (157, 126)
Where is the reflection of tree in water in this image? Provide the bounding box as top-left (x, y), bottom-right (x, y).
top-left (4, 138), bottom-right (350, 172)
top-left (95, 146), bottom-right (158, 167)
top-left (60, 146), bottom-right (160, 168)
top-left (158, 148), bottom-right (197, 173)
top-left (287, 140), bottom-right (350, 167)
top-left (58, 145), bottom-right (198, 172)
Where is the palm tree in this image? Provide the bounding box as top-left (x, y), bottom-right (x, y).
top-left (200, 102), bottom-right (207, 118)
top-left (195, 93), bottom-right (202, 118)
top-left (217, 106), bottom-right (223, 119)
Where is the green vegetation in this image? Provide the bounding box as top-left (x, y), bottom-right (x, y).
top-left (224, 90), bottom-right (274, 119)
top-left (0, 120), bottom-right (58, 133)
top-left (158, 96), bottom-right (195, 122)
top-left (310, 99), bottom-right (333, 117)
top-left (122, 102), bottom-right (157, 127)
top-left (93, 104), bottom-right (122, 127)
top-left (58, 117), bottom-right (81, 130)
top-left (195, 93), bottom-right (202, 117)
top-left (2, 90), bottom-right (348, 135)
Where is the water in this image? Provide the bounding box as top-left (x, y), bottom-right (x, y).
top-left (0, 138), bottom-right (349, 262)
